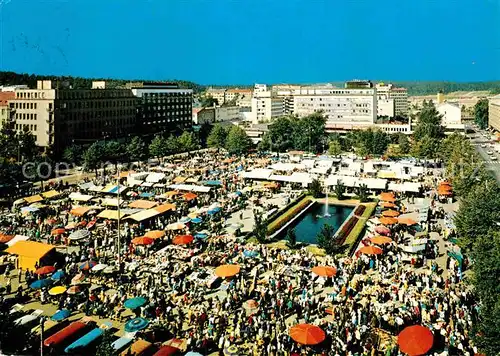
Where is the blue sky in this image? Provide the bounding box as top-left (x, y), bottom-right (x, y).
top-left (1, 0), bottom-right (499, 84)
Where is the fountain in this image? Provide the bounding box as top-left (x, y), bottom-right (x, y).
top-left (323, 179), bottom-right (331, 217)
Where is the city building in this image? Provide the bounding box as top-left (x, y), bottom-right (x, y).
top-left (0, 91), bottom-right (15, 129)
top-left (192, 107), bottom-right (215, 125)
top-left (215, 106), bottom-right (240, 122)
top-left (127, 82), bottom-right (193, 136)
top-left (376, 83), bottom-right (409, 116)
top-left (8, 80), bottom-right (137, 155)
top-left (225, 89), bottom-right (253, 108)
top-left (377, 98), bottom-right (395, 118)
top-left (437, 102), bottom-right (462, 127)
top-left (489, 95), bottom-right (500, 132)
top-left (205, 88), bottom-right (226, 106)
top-left (250, 84), bottom-right (284, 124)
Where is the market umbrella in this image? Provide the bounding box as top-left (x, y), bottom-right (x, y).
top-left (207, 207), bottom-right (221, 215)
top-left (35, 266), bottom-right (56, 275)
top-left (381, 202), bottom-right (397, 208)
top-left (179, 217), bottom-right (191, 223)
top-left (191, 217), bottom-right (203, 224)
top-left (379, 217), bottom-right (398, 225)
top-left (167, 222), bottom-right (186, 231)
top-left (185, 352), bottom-right (203, 356)
top-left (65, 222), bottom-right (77, 230)
top-left (48, 286), bottom-right (67, 296)
top-left (124, 297), bottom-right (147, 309)
top-left (67, 285), bottom-right (82, 294)
top-left (243, 250), bottom-right (259, 258)
top-left (398, 217), bottom-right (418, 226)
top-left (183, 193), bottom-right (198, 201)
top-left (51, 270), bottom-right (65, 280)
top-left (194, 232), bottom-right (208, 239)
top-left (437, 187), bottom-right (453, 196)
top-left (215, 264), bottom-right (241, 278)
top-left (379, 192), bottom-right (396, 202)
top-left (358, 246), bottom-right (383, 255)
top-left (71, 272), bottom-right (86, 285)
top-left (91, 263), bottom-right (108, 272)
top-left (131, 236), bottom-right (154, 245)
top-left (172, 234), bottom-right (194, 245)
top-left (145, 230), bottom-right (165, 239)
top-left (51, 228), bottom-right (66, 236)
top-left (79, 260), bottom-right (97, 271)
top-left (369, 236), bottom-right (393, 245)
top-left (30, 279), bottom-right (53, 289)
top-left (154, 345), bottom-right (179, 356)
top-left (223, 345), bottom-right (240, 356)
top-left (69, 229), bottom-right (91, 241)
top-left (375, 225), bottom-right (391, 235)
top-left (0, 234), bottom-right (14, 243)
top-left (289, 323), bottom-right (326, 345)
top-left (311, 266), bottom-right (337, 277)
top-left (124, 317), bottom-right (150, 332)
top-left (398, 325), bottom-right (434, 356)
top-left (103, 266), bottom-right (117, 274)
top-left (51, 309), bottom-right (70, 321)
top-left (46, 218), bottom-right (58, 225)
top-left (382, 210), bottom-right (400, 217)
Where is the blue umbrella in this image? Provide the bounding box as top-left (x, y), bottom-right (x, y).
top-left (124, 317), bottom-right (149, 332)
top-left (243, 250), bottom-right (259, 258)
top-left (124, 297), bottom-right (147, 309)
top-left (139, 192), bottom-right (154, 198)
top-left (51, 309), bottom-right (70, 321)
top-left (185, 352), bottom-right (203, 356)
top-left (207, 207), bottom-right (221, 215)
top-left (51, 270), bottom-right (65, 280)
top-left (180, 217), bottom-right (191, 223)
top-left (235, 191), bottom-right (242, 196)
top-left (204, 180), bottom-right (222, 186)
top-left (194, 233), bottom-right (208, 239)
top-left (30, 279), bottom-right (53, 289)
top-left (191, 217), bottom-right (203, 224)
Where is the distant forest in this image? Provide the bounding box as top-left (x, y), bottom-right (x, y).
top-left (1, 71), bottom-right (499, 96)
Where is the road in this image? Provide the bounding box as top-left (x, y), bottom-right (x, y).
top-left (467, 128), bottom-right (500, 184)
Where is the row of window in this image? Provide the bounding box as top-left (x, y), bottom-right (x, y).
top-left (13, 102), bottom-right (39, 110)
top-left (63, 100), bottom-right (136, 110)
top-left (16, 113), bottom-right (38, 120)
top-left (143, 92), bottom-right (191, 98)
top-left (143, 105), bottom-right (190, 110)
top-left (15, 123), bottom-right (37, 131)
top-left (58, 90), bottom-right (134, 100)
top-left (62, 111), bottom-right (135, 121)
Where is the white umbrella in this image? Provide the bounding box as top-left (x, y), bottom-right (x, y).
top-left (68, 229), bottom-right (91, 241)
top-left (14, 309), bottom-right (43, 326)
top-left (91, 263), bottom-right (108, 272)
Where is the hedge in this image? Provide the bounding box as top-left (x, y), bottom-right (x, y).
top-left (267, 197), bottom-right (312, 236)
top-left (336, 216), bottom-right (359, 244)
top-left (353, 205), bottom-right (366, 217)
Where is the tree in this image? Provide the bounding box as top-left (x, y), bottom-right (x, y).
top-left (328, 140), bottom-right (342, 156)
top-left (207, 124), bottom-right (228, 149)
top-left (104, 141), bottom-right (125, 170)
top-left (96, 330), bottom-right (115, 356)
top-left (334, 182), bottom-right (346, 200)
top-left (413, 101), bottom-right (444, 141)
top-left (18, 127), bottom-right (38, 163)
top-left (357, 184), bottom-right (369, 203)
top-left (454, 182), bottom-right (500, 251)
top-left (470, 230), bottom-right (500, 355)
top-left (292, 113), bottom-right (326, 153)
top-left (126, 136), bottom-right (147, 162)
top-left (177, 131), bottom-right (198, 153)
top-left (308, 178), bottom-right (323, 198)
top-left (253, 212), bottom-right (268, 243)
top-left (316, 224), bottom-right (341, 255)
top-left (225, 126), bottom-right (252, 155)
top-left (397, 133), bottom-right (411, 154)
top-left (165, 135), bottom-right (179, 155)
top-left (264, 116), bottom-right (296, 152)
top-left (474, 98), bottom-right (489, 129)
top-left (286, 228), bottom-right (297, 249)
top-left (83, 142), bottom-right (104, 176)
top-left (410, 135), bottom-right (440, 159)
top-left (149, 135), bottom-right (166, 159)
top-left (63, 144), bottom-right (83, 165)
top-left (200, 95), bottom-right (218, 107)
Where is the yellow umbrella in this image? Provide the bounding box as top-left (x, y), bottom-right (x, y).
top-left (49, 286), bottom-right (67, 296)
top-left (188, 212), bottom-right (199, 219)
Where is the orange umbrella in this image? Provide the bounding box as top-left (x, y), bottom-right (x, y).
top-left (145, 230), bottom-right (165, 239)
top-left (51, 228), bottom-right (66, 236)
top-left (183, 193), bottom-right (198, 201)
top-left (131, 236), bottom-right (154, 245)
top-left (438, 187), bottom-right (453, 196)
top-left (398, 325), bottom-right (434, 356)
top-left (398, 217), bottom-right (418, 226)
top-left (164, 191), bottom-right (179, 197)
top-left (46, 218), bottom-right (58, 225)
top-left (0, 234), bottom-right (14, 243)
top-left (369, 236), bottom-right (393, 245)
top-left (382, 210), bottom-right (400, 217)
top-left (215, 264), bottom-right (241, 278)
top-left (379, 192), bottom-right (396, 202)
top-left (289, 324), bottom-right (326, 345)
top-left (379, 217), bottom-right (398, 225)
top-left (358, 246), bottom-right (383, 255)
top-left (172, 234), bottom-right (194, 245)
top-left (311, 266), bottom-right (337, 277)
top-left (381, 202), bottom-right (397, 208)
top-left (35, 266), bottom-right (56, 275)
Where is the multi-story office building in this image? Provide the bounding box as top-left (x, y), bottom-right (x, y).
top-left (205, 88), bottom-right (226, 106)
top-left (225, 89), bottom-right (253, 108)
top-left (127, 82), bottom-right (193, 136)
top-left (250, 84), bottom-right (284, 124)
top-left (0, 91), bottom-right (15, 129)
top-left (376, 83), bottom-right (408, 117)
top-left (488, 95), bottom-right (500, 132)
top-left (8, 80), bottom-right (137, 155)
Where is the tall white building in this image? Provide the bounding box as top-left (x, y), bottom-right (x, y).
top-left (250, 84), bottom-right (283, 124)
top-left (376, 83), bottom-right (408, 116)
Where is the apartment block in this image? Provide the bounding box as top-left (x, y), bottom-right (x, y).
top-left (250, 84), bottom-right (284, 124)
top-left (0, 91), bottom-right (15, 129)
top-left (206, 88), bottom-right (253, 108)
top-left (8, 80), bottom-right (137, 155)
top-left (488, 95), bottom-right (500, 132)
top-left (376, 83), bottom-right (408, 116)
top-left (205, 88), bottom-right (226, 106)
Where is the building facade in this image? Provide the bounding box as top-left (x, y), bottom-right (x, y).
top-left (0, 91), bottom-right (15, 129)
top-left (489, 95), bottom-right (500, 132)
top-left (376, 83), bottom-right (409, 117)
top-left (205, 88), bottom-right (227, 106)
top-left (225, 89), bottom-right (253, 108)
top-left (437, 102), bottom-right (462, 127)
top-left (128, 82), bottom-right (193, 136)
top-left (250, 84), bottom-right (284, 124)
top-left (192, 107), bottom-right (215, 125)
top-left (215, 106), bottom-right (240, 122)
top-left (8, 80), bottom-right (137, 155)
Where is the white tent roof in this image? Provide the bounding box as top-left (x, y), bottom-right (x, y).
top-left (301, 159), bottom-right (316, 168)
top-left (269, 162), bottom-right (305, 171)
top-left (388, 183), bottom-right (405, 192)
top-left (310, 166), bottom-right (329, 175)
top-left (130, 172), bottom-right (149, 180)
top-left (403, 182), bottom-right (422, 192)
top-left (290, 172), bottom-right (313, 184)
top-left (358, 178), bottom-right (387, 190)
top-left (325, 175), bottom-right (358, 187)
top-left (146, 172), bottom-right (166, 183)
top-left (7, 235), bottom-right (30, 247)
top-left (168, 184), bottom-right (211, 193)
top-left (69, 192), bottom-right (93, 202)
top-left (240, 168), bottom-right (273, 180)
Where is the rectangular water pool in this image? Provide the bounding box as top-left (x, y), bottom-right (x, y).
top-left (286, 202), bottom-right (353, 244)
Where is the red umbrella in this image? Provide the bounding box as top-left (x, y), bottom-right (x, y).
top-left (46, 218), bottom-right (58, 225)
top-left (311, 266), bottom-right (337, 277)
top-left (35, 266), bottom-right (56, 275)
top-left (172, 234), bottom-right (194, 245)
top-left (131, 236), bottom-right (154, 245)
top-left (375, 225), bottom-right (391, 235)
top-left (398, 325), bottom-right (434, 356)
top-left (289, 324), bottom-right (326, 345)
top-left (67, 285), bottom-right (82, 295)
top-left (51, 228), bottom-right (66, 236)
top-left (358, 246), bottom-right (383, 255)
